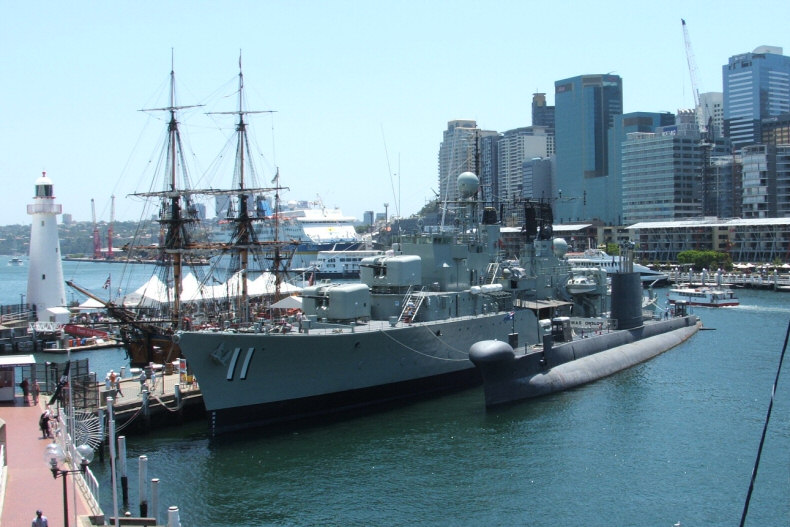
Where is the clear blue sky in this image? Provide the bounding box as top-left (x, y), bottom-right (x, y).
top-left (2, 0), bottom-right (788, 226)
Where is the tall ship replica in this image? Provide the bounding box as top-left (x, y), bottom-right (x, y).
top-left (176, 173), bottom-right (610, 436)
top-left (71, 57), bottom-right (298, 366)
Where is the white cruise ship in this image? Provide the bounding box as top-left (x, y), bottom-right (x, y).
top-left (566, 248), bottom-right (668, 285)
top-left (212, 200), bottom-right (361, 270)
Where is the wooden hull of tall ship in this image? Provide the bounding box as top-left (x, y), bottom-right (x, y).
top-left (121, 327), bottom-right (179, 367)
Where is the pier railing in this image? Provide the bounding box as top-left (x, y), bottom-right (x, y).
top-left (51, 411), bottom-right (103, 516)
top-left (667, 271), bottom-right (790, 289)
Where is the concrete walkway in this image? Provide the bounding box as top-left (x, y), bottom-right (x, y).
top-left (1, 395), bottom-right (95, 527)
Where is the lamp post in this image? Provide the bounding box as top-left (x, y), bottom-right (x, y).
top-left (44, 442), bottom-right (94, 527)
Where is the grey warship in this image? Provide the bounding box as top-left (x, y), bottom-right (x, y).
top-left (176, 173), bottom-right (604, 435)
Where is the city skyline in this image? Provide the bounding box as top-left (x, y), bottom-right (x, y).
top-left (3, 1), bottom-right (789, 226)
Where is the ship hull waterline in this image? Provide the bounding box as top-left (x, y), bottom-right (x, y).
top-left (176, 309), bottom-right (539, 435)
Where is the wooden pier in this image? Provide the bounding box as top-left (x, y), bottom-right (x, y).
top-left (96, 369), bottom-right (205, 435)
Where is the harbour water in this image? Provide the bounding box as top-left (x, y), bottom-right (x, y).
top-left (2, 260), bottom-right (789, 525)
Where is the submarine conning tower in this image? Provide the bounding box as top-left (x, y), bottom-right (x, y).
top-left (609, 240), bottom-right (643, 330)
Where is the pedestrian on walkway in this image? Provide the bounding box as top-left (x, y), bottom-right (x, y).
top-left (138, 370), bottom-right (147, 394)
top-left (20, 377), bottom-right (30, 404)
top-left (32, 509), bottom-right (49, 527)
top-left (110, 370), bottom-right (123, 397)
top-left (32, 380), bottom-right (40, 404)
top-left (39, 409), bottom-right (52, 439)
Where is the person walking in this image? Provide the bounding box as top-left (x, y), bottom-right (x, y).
top-left (138, 370), bottom-right (147, 394)
top-left (20, 377), bottom-right (30, 404)
top-left (39, 409), bottom-right (52, 439)
top-left (110, 370), bottom-right (123, 397)
top-left (32, 509), bottom-right (49, 527)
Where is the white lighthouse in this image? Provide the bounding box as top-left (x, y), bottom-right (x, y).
top-left (26, 172), bottom-right (68, 323)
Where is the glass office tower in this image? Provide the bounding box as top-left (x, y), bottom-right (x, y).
top-left (723, 46), bottom-right (790, 151)
top-left (554, 74), bottom-right (622, 224)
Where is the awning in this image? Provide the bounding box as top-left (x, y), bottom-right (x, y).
top-left (0, 354), bottom-right (36, 367)
top-left (516, 299), bottom-right (573, 310)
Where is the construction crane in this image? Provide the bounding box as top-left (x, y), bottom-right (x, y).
top-left (681, 18), bottom-right (712, 138)
top-left (682, 18), bottom-right (718, 217)
top-left (107, 195), bottom-right (115, 260)
top-left (91, 198), bottom-right (102, 259)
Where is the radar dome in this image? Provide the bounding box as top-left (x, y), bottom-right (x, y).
top-left (552, 238), bottom-right (569, 258)
top-left (456, 172), bottom-right (479, 198)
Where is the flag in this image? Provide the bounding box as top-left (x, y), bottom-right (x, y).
top-left (103, 275), bottom-right (111, 289)
top-left (503, 311), bottom-right (515, 321)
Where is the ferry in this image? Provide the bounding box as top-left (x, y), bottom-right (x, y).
top-left (566, 248), bottom-right (668, 285)
top-left (667, 286), bottom-right (740, 307)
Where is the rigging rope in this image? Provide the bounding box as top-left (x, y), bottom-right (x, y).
top-left (739, 317), bottom-right (789, 526)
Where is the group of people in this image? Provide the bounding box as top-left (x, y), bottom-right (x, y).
top-left (104, 369), bottom-right (124, 397)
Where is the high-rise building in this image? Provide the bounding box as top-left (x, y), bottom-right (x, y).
top-left (621, 129), bottom-right (703, 223)
top-left (554, 74), bottom-right (623, 224)
top-left (532, 93), bottom-right (555, 133)
top-left (741, 144), bottom-right (790, 218)
top-left (723, 46), bottom-right (790, 151)
top-left (437, 120), bottom-right (479, 202)
top-left (698, 92), bottom-right (724, 138)
top-left (611, 112), bottom-right (675, 225)
top-left (621, 112), bottom-right (730, 223)
top-left (762, 113), bottom-right (790, 145)
top-left (479, 133), bottom-right (500, 205)
top-left (496, 126), bottom-right (551, 202)
top-left (522, 157), bottom-right (553, 201)
top-left (708, 155), bottom-right (743, 219)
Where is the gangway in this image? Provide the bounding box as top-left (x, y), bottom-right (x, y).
top-left (399, 286), bottom-right (426, 324)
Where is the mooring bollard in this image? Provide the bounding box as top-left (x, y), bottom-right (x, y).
top-left (139, 455), bottom-right (148, 517)
top-left (151, 478), bottom-right (160, 524)
top-left (168, 506), bottom-right (180, 527)
top-left (119, 436), bottom-right (129, 508)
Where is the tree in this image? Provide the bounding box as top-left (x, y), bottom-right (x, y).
top-left (676, 250), bottom-right (731, 271)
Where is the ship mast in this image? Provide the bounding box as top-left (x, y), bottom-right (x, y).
top-left (133, 56), bottom-right (203, 330)
top-left (206, 53), bottom-right (288, 320)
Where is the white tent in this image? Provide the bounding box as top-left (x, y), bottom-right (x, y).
top-left (270, 295), bottom-right (303, 309)
top-left (77, 297), bottom-right (106, 310)
top-left (178, 273), bottom-right (216, 303)
top-left (122, 274), bottom-right (170, 307)
top-left (249, 272), bottom-right (302, 296)
top-left (122, 271), bottom-right (303, 307)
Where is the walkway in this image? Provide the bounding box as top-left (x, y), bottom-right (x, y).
top-left (1, 395), bottom-right (95, 527)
